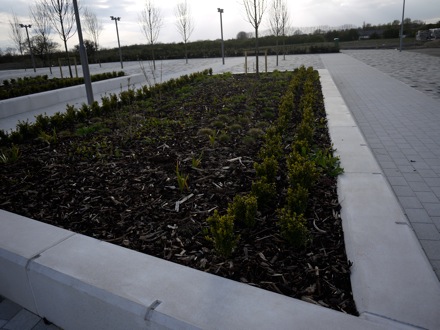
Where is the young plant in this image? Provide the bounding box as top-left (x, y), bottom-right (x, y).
top-left (176, 161), bottom-right (189, 192)
top-left (251, 178), bottom-right (277, 211)
top-left (0, 145), bottom-right (20, 164)
top-left (37, 128), bottom-right (57, 145)
top-left (287, 156), bottom-right (318, 190)
top-left (313, 148), bottom-right (344, 177)
top-left (208, 133), bottom-right (216, 148)
top-left (229, 194), bottom-right (258, 228)
top-left (205, 210), bottom-right (239, 257)
top-left (254, 156), bottom-right (279, 183)
top-left (277, 208), bottom-right (309, 248)
top-left (286, 184), bottom-right (309, 215)
top-left (191, 152), bottom-right (203, 168)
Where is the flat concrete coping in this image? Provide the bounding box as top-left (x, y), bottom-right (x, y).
top-left (0, 70), bottom-right (439, 329)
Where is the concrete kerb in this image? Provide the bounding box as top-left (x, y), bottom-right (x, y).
top-left (0, 67), bottom-right (438, 329)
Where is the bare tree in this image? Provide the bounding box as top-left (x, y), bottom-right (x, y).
top-left (9, 12), bottom-right (25, 55)
top-left (175, 0), bottom-right (194, 64)
top-left (243, 0), bottom-right (267, 76)
top-left (83, 7), bottom-right (103, 66)
top-left (139, 0), bottom-right (163, 70)
top-left (30, 2), bottom-right (55, 72)
top-left (269, 0), bottom-right (290, 65)
top-left (41, 0), bottom-right (77, 78)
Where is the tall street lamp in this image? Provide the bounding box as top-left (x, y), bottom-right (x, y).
top-left (19, 24), bottom-right (36, 72)
top-left (217, 8), bottom-right (225, 65)
top-left (73, 0), bottom-right (94, 105)
top-left (110, 16), bottom-right (123, 69)
top-left (399, 0), bottom-right (406, 52)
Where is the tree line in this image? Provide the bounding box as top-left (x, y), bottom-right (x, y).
top-left (4, 0), bottom-right (294, 75)
top-left (3, 0), bottom-right (439, 74)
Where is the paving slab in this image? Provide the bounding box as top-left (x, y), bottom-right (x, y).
top-left (321, 68), bottom-right (440, 329)
top-left (322, 51), bottom-right (440, 280)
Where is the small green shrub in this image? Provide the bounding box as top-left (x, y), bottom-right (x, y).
top-left (218, 132), bottom-right (231, 143)
top-left (205, 210), bottom-right (239, 257)
top-left (254, 156), bottom-right (278, 183)
top-left (313, 148), bottom-right (344, 177)
top-left (229, 194), bottom-right (258, 227)
top-left (287, 157), bottom-right (318, 190)
top-left (247, 128), bottom-right (264, 138)
top-left (37, 129), bottom-right (57, 145)
top-left (286, 184), bottom-right (309, 215)
top-left (296, 107), bottom-right (315, 144)
top-left (277, 208), bottom-right (309, 248)
top-left (228, 123), bottom-right (243, 132)
top-left (197, 127), bottom-right (215, 136)
top-left (251, 178), bottom-right (277, 211)
top-left (211, 120), bottom-right (226, 129)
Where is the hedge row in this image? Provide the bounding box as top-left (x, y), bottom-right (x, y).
top-left (0, 69), bottom-right (213, 147)
top-left (206, 67), bottom-right (343, 256)
top-left (0, 71), bottom-right (125, 100)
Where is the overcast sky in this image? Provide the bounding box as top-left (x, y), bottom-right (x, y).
top-left (0, 0), bottom-right (439, 52)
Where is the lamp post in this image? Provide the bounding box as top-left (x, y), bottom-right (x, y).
top-left (19, 24), bottom-right (36, 72)
top-left (217, 8), bottom-right (225, 65)
top-left (73, 0), bottom-right (93, 105)
top-left (399, 0), bottom-right (406, 52)
top-left (110, 16), bottom-right (123, 69)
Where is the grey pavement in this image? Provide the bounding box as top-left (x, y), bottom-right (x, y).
top-left (322, 50), bottom-right (440, 280)
top-left (1, 50), bottom-right (440, 327)
top-left (0, 295), bottom-right (60, 330)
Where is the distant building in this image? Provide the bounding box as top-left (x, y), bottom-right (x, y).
top-left (417, 29), bottom-right (440, 41)
top-left (430, 28), bottom-right (440, 39)
top-left (416, 30), bottom-right (430, 41)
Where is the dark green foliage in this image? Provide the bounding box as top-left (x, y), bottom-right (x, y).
top-left (313, 147), bottom-right (344, 177)
top-left (277, 208), bottom-right (309, 248)
top-left (229, 194), bottom-right (258, 228)
top-left (254, 156), bottom-right (279, 183)
top-left (251, 178), bottom-right (277, 211)
top-left (205, 210), bottom-right (239, 257)
top-left (286, 185), bottom-right (309, 215)
top-left (0, 72), bottom-right (124, 100)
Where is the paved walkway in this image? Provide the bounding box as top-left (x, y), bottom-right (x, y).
top-left (323, 50), bottom-right (440, 280)
top-left (0, 295), bottom-right (60, 329)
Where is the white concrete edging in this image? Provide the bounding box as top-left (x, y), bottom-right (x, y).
top-left (320, 69), bottom-right (440, 330)
top-left (0, 73), bottom-right (146, 120)
top-left (0, 209), bottom-right (386, 330)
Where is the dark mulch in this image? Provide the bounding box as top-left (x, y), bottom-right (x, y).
top-left (0, 71), bottom-right (357, 315)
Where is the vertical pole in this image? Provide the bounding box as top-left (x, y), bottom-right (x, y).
top-left (74, 57), bottom-right (78, 78)
top-left (26, 27), bottom-right (36, 72)
top-left (73, 0), bottom-right (94, 104)
top-left (116, 19), bottom-right (123, 69)
top-left (245, 51), bottom-right (248, 74)
top-left (265, 49), bottom-right (267, 73)
top-left (20, 25), bottom-right (36, 72)
top-left (399, 0), bottom-right (406, 52)
top-left (218, 8), bottom-right (225, 65)
top-left (58, 58), bottom-right (63, 79)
